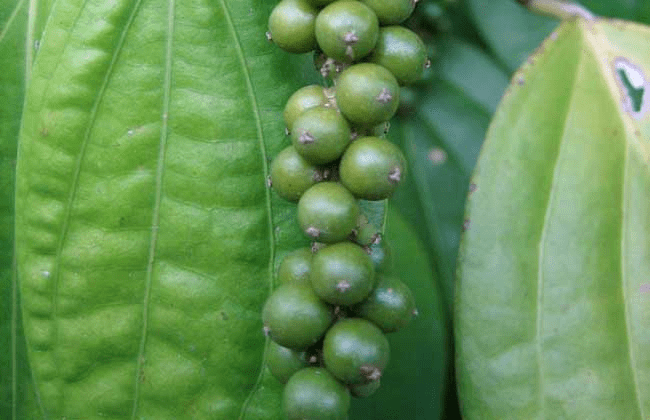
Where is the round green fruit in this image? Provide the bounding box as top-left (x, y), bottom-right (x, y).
top-left (291, 107), bottom-right (351, 165)
top-left (311, 242), bottom-right (376, 306)
top-left (315, 1), bottom-right (379, 62)
top-left (368, 26), bottom-right (427, 85)
top-left (352, 275), bottom-right (417, 333)
top-left (297, 182), bottom-right (359, 243)
top-left (278, 247), bottom-right (313, 285)
top-left (339, 136), bottom-right (406, 200)
top-left (270, 146), bottom-right (326, 202)
top-left (323, 318), bottom-right (390, 384)
top-left (359, 0), bottom-right (416, 25)
top-left (336, 63), bottom-right (400, 126)
top-left (262, 283), bottom-right (334, 349)
top-left (284, 84), bottom-right (328, 133)
top-left (268, 0), bottom-right (319, 54)
top-left (284, 368), bottom-right (351, 420)
top-left (267, 341), bottom-right (310, 384)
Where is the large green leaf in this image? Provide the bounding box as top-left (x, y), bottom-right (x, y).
top-left (13, 1), bottom-right (325, 418)
top-left (350, 207), bottom-right (448, 420)
top-left (392, 35), bottom-right (509, 313)
top-left (0, 0), bottom-right (52, 417)
top-left (456, 17), bottom-right (650, 419)
top-left (0, 0), bottom-right (27, 417)
top-left (467, 0), bottom-right (650, 75)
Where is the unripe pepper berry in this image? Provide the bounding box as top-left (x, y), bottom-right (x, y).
top-left (283, 368), bottom-right (351, 420)
top-left (311, 241), bottom-right (376, 306)
top-left (284, 84), bottom-right (329, 133)
top-left (315, 1), bottom-right (379, 62)
top-left (352, 275), bottom-right (417, 333)
top-left (336, 63), bottom-right (400, 126)
top-left (368, 26), bottom-right (428, 85)
top-left (277, 247), bottom-right (313, 285)
top-left (262, 283), bottom-right (334, 349)
top-left (360, 0), bottom-right (416, 25)
top-left (339, 136), bottom-right (407, 200)
top-left (291, 107), bottom-right (352, 165)
top-left (270, 145), bottom-right (327, 202)
top-left (268, 0), bottom-right (319, 54)
top-left (267, 341), bottom-right (311, 384)
top-left (323, 318), bottom-right (390, 384)
top-left (297, 182), bottom-right (359, 243)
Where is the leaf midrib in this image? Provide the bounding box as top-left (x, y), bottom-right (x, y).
top-left (534, 28), bottom-right (585, 417)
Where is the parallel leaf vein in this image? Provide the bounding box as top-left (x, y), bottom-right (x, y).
top-left (131, 0), bottom-right (174, 417)
top-left (0, 0), bottom-right (26, 46)
top-left (535, 43), bottom-right (584, 418)
top-left (216, 1), bottom-right (276, 418)
top-left (47, 0), bottom-right (142, 415)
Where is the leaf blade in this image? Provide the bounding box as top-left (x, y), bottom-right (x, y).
top-left (15, 0), bottom-right (314, 418)
top-left (456, 18), bottom-right (650, 419)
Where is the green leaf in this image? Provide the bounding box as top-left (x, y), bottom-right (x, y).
top-left (456, 17), bottom-right (650, 419)
top-left (391, 36), bottom-right (509, 313)
top-left (14, 1), bottom-right (324, 418)
top-left (349, 207), bottom-right (448, 420)
top-left (0, 0), bottom-right (49, 417)
top-left (466, 0), bottom-right (557, 73)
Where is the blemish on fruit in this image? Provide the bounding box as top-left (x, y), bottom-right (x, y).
top-left (299, 131), bottom-right (315, 144)
top-left (388, 167), bottom-right (401, 183)
top-left (336, 280), bottom-right (351, 292)
top-left (306, 226), bottom-right (320, 238)
top-left (343, 31), bottom-right (359, 45)
top-left (376, 88), bottom-right (393, 104)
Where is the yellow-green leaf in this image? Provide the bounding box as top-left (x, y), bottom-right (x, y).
top-left (456, 16), bottom-right (650, 419)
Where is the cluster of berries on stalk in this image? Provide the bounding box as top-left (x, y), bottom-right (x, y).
top-left (264, 0), bottom-right (429, 418)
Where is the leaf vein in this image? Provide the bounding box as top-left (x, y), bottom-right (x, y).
top-left (216, 1), bottom-right (276, 418)
top-left (131, 0), bottom-right (174, 417)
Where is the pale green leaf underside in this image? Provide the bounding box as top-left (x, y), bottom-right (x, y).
top-left (15, 0), bottom-right (318, 418)
top-left (456, 18), bottom-right (650, 420)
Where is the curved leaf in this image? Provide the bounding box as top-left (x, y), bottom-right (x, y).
top-left (349, 207), bottom-right (448, 420)
top-left (14, 0), bottom-right (321, 418)
top-left (392, 35), bottom-right (509, 313)
top-left (466, 0), bottom-right (557, 73)
top-left (456, 17), bottom-right (650, 419)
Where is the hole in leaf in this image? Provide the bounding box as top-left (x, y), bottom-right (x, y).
top-left (617, 69), bottom-right (644, 113)
top-left (614, 58), bottom-right (647, 117)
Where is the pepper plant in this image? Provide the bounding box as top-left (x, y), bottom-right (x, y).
top-left (2, 0), bottom-right (650, 419)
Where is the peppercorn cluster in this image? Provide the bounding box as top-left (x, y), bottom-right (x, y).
top-left (263, 1), bottom-right (428, 418)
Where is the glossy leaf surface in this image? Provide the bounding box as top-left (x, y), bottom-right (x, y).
top-left (14, 0), bottom-right (321, 418)
top-left (350, 207), bottom-right (448, 420)
top-left (392, 35), bottom-right (509, 313)
top-left (0, 0), bottom-right (26, 417)
top-left (456, 17), bottom-right (650, 419)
